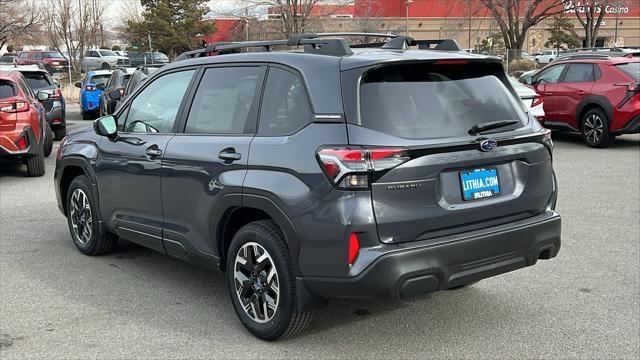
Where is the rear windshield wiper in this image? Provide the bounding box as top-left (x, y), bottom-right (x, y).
top-left (468, 120), bottom-right (519, 135)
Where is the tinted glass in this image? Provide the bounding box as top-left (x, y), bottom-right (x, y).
top-left (359, 63), bottom-right (525, 139)
top-left (18, 52), bottom-right (28, 59)
top-left (0, 56), bottom-right (15, 63)
top-left (185, 67), bottom-right (260, 134)
top-left (536, 65), bottom-right (566, 84)
top-left (259, 67), bottom-right (312, 135)
top-left (0, 81), bottom-right (16, 99)
top-left (152, 52), bottom-right (169, 61)
top-left (22, 72), bottom-right (52, 89)
top-left (32, 53), bottom-right (42, 60)
top-left (42, 52), bottom-right (63, 58)
top-left (98, 50), bottom-right (116, 57)
top-left (124, 70), bottom-right (194, 133)
top-left (615, 62), bottom-right (640, 81)
top-left (90, 74), bottom-right (110, 86)
top-left (564, 63), bottom-right (595, 82)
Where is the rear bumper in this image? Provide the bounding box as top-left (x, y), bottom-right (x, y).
top-left (611, 115), bottom-right (640, 136)
top-left (303, 211), bottom-right (561, 300)
top-left (0, 126), bottom-right (39, 159)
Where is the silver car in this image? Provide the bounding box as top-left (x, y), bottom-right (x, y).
top-left (80, 49), bottom-right (129, 73)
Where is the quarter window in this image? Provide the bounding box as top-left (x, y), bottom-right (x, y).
top-left (258, 67), bottom-right (312, 135)
top-left (563, 63), bottom-right (595, 83)
top-left (123, 70), bottom-right (195, 133)
top-left (185, 67), bottom-right (261, 134)
top-left (536, 65), bottom-right (567, 84)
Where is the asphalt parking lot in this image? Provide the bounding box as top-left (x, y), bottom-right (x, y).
top-left (1, 104), bottom-right (638, 359)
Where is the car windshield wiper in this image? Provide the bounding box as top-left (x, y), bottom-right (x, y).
top-left (468, 120), bottom-right (519, 135)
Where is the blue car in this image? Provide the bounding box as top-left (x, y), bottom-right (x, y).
top-left (75, 70), bottom-right (112, 120)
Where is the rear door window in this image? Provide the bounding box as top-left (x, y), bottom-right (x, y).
top-left (258, 67), bottom-right (312, 135)
top-left (0, 81), bottom-right (16, 99)
top-left (185, 67), bottom-right (261, 134)
top-left (536, 64), bottom-right (567, 84)
top-left (358, 63), bottom-right (526, 140)
top-left (563, 63), bottom-right (595, 83)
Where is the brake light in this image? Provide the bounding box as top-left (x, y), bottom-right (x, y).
top-left (16, 135), bottom-right (28, 150)
top-left (348, 233), bottom-right (360, 266)
top-left (531, 95), bottom-right (543, 108)
top-left (119, 88), bottom-right (125, 97)
top-left (0, 101), bottom-right (29, 113)
top-left (435, 59), bottom-right (469, 65)
top-left (49, 89), bottom-right (62, 100)
top-left (85, 85), bottom-right (94, 91)
top-left (52, 118), bottom-right (61, 124)
top-left (317, 147), bottom-right (409, 189)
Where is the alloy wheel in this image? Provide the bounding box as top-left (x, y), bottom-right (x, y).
top-left (70, 189), bottom-right (92, 245)
top-left (584, 114), bottom-right (604, 145)
top-left (233, 242), bottom-right (280, 323)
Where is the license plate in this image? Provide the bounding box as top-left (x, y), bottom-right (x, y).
top-left (460, 168), bottom-right (500, 201)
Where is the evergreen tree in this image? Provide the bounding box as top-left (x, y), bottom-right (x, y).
top-left (545, 17), bottom-right (581, 51)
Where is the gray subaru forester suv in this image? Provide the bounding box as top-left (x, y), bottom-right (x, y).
top-left (54, 33), bottom-right (561, 340)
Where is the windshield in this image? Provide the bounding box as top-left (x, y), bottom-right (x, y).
top-left (42, 52), bottom-right (64, 59)
top-left (22, 72), bottom-right (52, 90)
top-left (98, 50), bottom-right (117, 57)
top-left (615, 62), bottom-right (640, 81)
top-left (359, 63), bottom-right (526, 139)
top-left (90, 74), bottom-right (111, 86)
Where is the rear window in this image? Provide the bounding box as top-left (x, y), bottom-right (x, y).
top-left (152, 52), bottom-right (168, 61)
top-left (22, 72), bottom-right (52, 90)
top-left (0, 80), bottom-right (16, 99)
top-left (358, 63), bottom-right (526, 139)
top-left (615, 63), bottom-right (640, 81)
top-left (90, 74), bottom-right (111, 86)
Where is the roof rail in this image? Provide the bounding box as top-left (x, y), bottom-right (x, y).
top-left (555, 53), bottom-right (612, 61)
top-left (174, 32), bottom-right (463, 61)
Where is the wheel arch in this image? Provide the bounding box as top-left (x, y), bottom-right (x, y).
top-left (58, 157), bottom-right (98, 216)
top-left (217, 194), bottom-right (300, 276)
top-left (576, 96), bottom-right (613, 129)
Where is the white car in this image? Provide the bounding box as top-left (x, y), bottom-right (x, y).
top-left (80, 49), bottom-right (130, 73)
top-left (534, 49), bottom-right (558, 64)
top-left (509, 77), bottom-right (544, 121)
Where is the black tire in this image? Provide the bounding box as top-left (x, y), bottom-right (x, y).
top-left (101, 62), bottom-right (110, 70)
top-left (43, 124), bottom-right (53, 157)
top-left (581, 107), bottom-right (613, 148)
top-left (53, 127), bottom-right (66, 141)
top-left (227, 220), bottom-right (312, 340)
top-left (66, 175), bottom-right (118, 255)
top-left (25, 144), bottom-right (45, 177)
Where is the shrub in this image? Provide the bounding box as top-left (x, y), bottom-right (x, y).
top-left (508, 59), bottom-right (537, 73)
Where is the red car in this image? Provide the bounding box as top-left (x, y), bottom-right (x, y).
top-left (16, 51), bottom-right (69, 73)
top-left (0, 70), bottom-right (53, 176)
top-left (529, 57), bottom-right (639, 147)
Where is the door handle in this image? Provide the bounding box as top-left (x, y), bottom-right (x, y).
top-left (218, 148), bottom-right (241, 162)
top-left (145, 147), bottom-right (162, 157)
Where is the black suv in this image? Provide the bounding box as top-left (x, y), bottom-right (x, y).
top-left (98, 67), bottom-right (134, 116)
top-left (54, 33), bottom-right (561, 340)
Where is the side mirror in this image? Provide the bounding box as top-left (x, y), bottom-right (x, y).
top-left (36, 91), bottom-right (50, 102)
top-left (93, 115), bottom-right (117, 139)
top-left (524, 76), bottom-right (533, 85)
top-left (74, 81), bottom-right (81, 88)
top-left (96, 83), bottom-right (105, 91)
top-left (108, 89), bottom-right (121, 100)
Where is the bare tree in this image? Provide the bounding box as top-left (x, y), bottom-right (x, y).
top-left (572, 0), bottom-right (630, 48)
top-left (43, 0), bottom-right (109, 71)
top-left (0, 0), bottom-right (42, 50)
top-left (479, 0), bottom-right (568, 56)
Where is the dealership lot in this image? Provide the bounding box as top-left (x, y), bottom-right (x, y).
top-left (0, 105), bottom-right (638, 358)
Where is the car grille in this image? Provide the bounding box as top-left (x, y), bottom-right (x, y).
top-left (116, 59), bottom-right (130, 66)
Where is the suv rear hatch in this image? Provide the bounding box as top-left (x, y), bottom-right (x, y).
top-left (340, 60), bottom-right (555, 243)
top-left (0, 80), bottom-right (19, 131)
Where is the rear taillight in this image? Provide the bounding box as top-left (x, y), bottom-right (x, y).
top-left (50, 89), bottom-right (62, 100)
top-left (85, 85), bottom-right (94, 91)
top-left (119, 88), bottom-right (125, 97)
top-left (0, 101), bottom-right (29, 113)
top-left (531, 95), bottom-right (543, 108)
top-left (348, 233), bottom-right (360, 266)
top-left (317, 147), bottom-right (409, 189)
top-left (16, 135), bottom-right (28, 150)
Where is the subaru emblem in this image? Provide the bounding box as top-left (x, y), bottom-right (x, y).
top-left (480, 139), bottom-right (498, 152)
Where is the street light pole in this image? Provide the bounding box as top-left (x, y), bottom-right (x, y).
top-left (614, 14), bottom-right (619, 47)
top-left (405, 0), bottom-right (412, 36)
